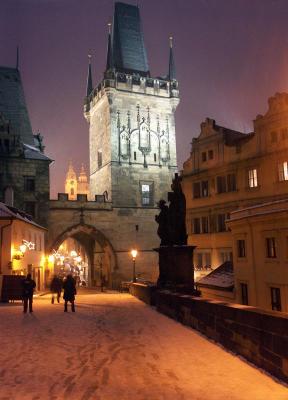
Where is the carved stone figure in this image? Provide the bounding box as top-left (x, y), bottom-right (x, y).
top-left (155, 200), bottom-right (170, 246)
top-left (155, 173), bottom-right (187, 246)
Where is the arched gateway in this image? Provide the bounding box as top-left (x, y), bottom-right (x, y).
top-left (47, 194), bottom-right (160, 288)
top-left (49, 223), bottom-right (117, 287)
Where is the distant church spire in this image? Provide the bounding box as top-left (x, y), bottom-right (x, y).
top-left (168, 36), bottom-right (176, 81)
top-left (106, 22), bottom-right (113, 71)
top-left (86, 54), bottom-right (93, 97)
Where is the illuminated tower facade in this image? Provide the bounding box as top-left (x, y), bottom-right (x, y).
top-left (84, 2), bottom-right (180, 207)
top-left (65, 161), bottom-right (78, 200)
top-left (77, 164), bottom-right (90, 198)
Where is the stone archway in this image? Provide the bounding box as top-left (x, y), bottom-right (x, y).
top-left (49, 223), bottom-right (117, 288)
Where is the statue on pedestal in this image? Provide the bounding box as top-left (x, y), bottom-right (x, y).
top-left (155, 173), bottom-right (187, 246)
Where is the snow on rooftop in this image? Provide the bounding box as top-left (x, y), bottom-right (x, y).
top-left (197, 261), bottom-right (234, 290)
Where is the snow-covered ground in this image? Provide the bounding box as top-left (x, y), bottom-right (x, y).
top-left (0, 292), bottom-right (287, 400)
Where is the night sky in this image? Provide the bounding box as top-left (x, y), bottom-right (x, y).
top-left (1, 0), bottom-right (288, 198)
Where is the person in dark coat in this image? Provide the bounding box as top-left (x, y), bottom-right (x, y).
top-left (63, 275), bottom-right (77, 312)
top-left (21, 273), bottom-right (36, 313)
top-left (50, 275), bottom-right (63, 304)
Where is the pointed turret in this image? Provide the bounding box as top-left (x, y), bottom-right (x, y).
top-left (86, 54), bottom-right (93, 97)
top-left (78, 163), bottom-right (90, 197)
top-left (65, 161), bottom-right (78, 200)
top-left (106, 23), bottom-right (113, 71)
top-left (168, 36), bottom-right (176, 81)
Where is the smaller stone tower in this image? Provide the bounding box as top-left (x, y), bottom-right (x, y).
top-left (78, 164), bottom-right (89, 198)
top-left (65, 161), bottom-right (78, 200)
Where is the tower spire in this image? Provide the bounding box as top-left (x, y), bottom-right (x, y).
top-left (168, 36), bottom-right (176, 81)
top-left (86, 54), bottom-right (93, 97)
top-left (106, 22), bottom-right (113, 71)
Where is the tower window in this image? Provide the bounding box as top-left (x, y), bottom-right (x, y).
top-left (140, 181), bottom-right (153, 206)
top-left (98, 151), bottom-right (102, 168)
top-left (24, 177), bottom-right (35, 192)
top-left (134, 151), bottom-right (137, 161)
top-left (154, 153), bottom-right (157, 162)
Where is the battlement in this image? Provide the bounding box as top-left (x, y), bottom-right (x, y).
top-left (84, 73), bottom-right (179, 113)
top-left (49, 193), bottom-right (112, 210)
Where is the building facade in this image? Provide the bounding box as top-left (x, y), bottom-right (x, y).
top-left (227, 199), bottom-right (288, 313)
top-left (0, 202), bottom-right (48, 291)
top-left (0, 65), bottom-right (51, 227)
top-left (182, 92), bottom-right (288, 280)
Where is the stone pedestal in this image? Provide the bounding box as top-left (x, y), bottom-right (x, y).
top-left (154, 246), bottom-right (196, 292)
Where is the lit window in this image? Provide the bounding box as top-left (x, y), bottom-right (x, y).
top-left (278, 161), bottom-right (288, 181)
top-left (248, 169), bottom-right (258, 188)
top-left (266, 237), bottom-right (276, 258)
top-left (201, 181), bottom-right (209, 197)
top-left (141, 182), bottom-right (153, 206)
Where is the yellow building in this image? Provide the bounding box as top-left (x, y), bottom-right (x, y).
top-left (181, 92), bottom-right (288, 281)
top-left (227, 199), bottom-right (288, 313)
top-left (65, 161), bottom-right (89, 200)
top-left (0, 202), bottom-right (48, 291)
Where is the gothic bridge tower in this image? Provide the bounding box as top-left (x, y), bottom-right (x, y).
top-left (84, 1), bottom-right (180, 207)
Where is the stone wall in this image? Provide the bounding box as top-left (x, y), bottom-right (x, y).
top-left (146, 290), bottom-right (288, 383)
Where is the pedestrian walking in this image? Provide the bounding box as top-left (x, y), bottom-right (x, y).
top-left (50, 275), bottom-right (62, 304)
top-left (63, 274), bottom-right (77, 312)
top-left (21, 273), bottom-right (36, 313)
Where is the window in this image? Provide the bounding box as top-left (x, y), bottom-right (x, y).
top-left (193, 218), bottom-right (201, 234)
top-left (220, 251), bottom-right (233, 263)
top-left (193, 182), bottom-right (201, 199)
top-left (202, 152), bottom-right (207, 162)
top-left (201, 216), bottom-right (209, 233)
top-left (266, 237), bottom-right (276, 258)
top-left (217, 176), bottom-right (226, 194)
top-left (227, 174), bottom-right (237, 192)
top-left (24, 202), bottom-right (36, 218)
top-left (134, 151), bottom-right (137, 161)
top-left (278, 161), bottom-right (288, 181)
top-left (248, 169), bottom-right (258, 188)
top-left (24, 177), bottom-right (35, 192)
top-left (217, 214), bottom-right (226, 232)
top-left (195, 253), bottom-right (211, 269)
top-left (140, 182), bottom-right (153, 206)
top-left (240, 283), bottom-right (248, 305)
top-left (196, 253), bottom-right (203, 268)
top-left (208, 150), bottom-right (214, 160)
top-left (98, 150), bottom-right (102, 168)
top-left (201, 181), bottom-right (209, 197)
top-left (271, 131), bottom-right (277, 143)
top-left (154, 153), bottom-right (157, 162)
top-left (237, 240), bottom-right (246, 257)
top-left (271, 287), bottom-right (281, 311)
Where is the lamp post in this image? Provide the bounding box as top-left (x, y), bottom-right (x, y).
top-left (131, 249), bottom-right (138, 283)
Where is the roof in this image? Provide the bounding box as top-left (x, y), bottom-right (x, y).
top-left (23, 143), bottom-right (52, 161)
top-left (0, 202), bottom-right (46, 230)
top-left (197, 261), bottom-right (234, 291)
top-left (111, 2), bottom-right (150, 76)
top-left (214, 124), bottom-right (253, 146)
top-left (0, 66), bottom-right (34, 145)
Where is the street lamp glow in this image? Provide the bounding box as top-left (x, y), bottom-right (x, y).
top-left (19, 244), bottom-right (27, 254)
top-left (70, 250), bottom-right (77, 257)
top-left (48, 255), bottom-right (55, 263)
top-left (131, 249), bottom-right (138, 259)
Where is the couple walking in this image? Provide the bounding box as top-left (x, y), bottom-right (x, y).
top-left (51, 274), bottom-right (77, 312)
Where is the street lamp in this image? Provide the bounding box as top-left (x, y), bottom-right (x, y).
top-left (131, 249), bottom-right (138, 283)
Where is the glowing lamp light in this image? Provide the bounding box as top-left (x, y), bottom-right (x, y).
top-left (131, 249), bottom-right (138, 260)
top-left (48, 255), bottom-right (55, 263)
top-left (75, 256), bottom-right (82, 263)
top-left (70, 250), bottom-right (77, 257)
top-left (19, 244), bottom-right (27, 254)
